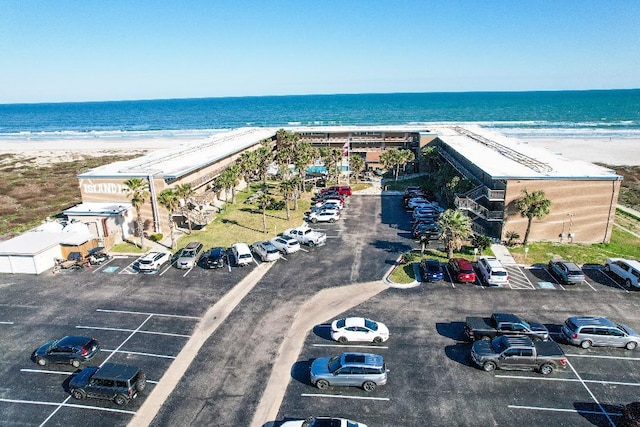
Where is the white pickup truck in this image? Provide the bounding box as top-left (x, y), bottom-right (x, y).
top-left (283, 226), bottom-right (327, 247)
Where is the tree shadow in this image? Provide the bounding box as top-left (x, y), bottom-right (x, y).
top-left (436, 322), bottom-right (468, 341)
top-left (291, 360), bottom-right (314, 386)
top-left (573, 401), bottom-right (624, 426)
top-left (220, 218), bottom-right (263, 233)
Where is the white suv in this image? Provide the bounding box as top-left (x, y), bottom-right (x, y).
top-left (138, 252), bottom-right (171, 273)
top-left (605, 258), bottom-right (640, 288)
top-left (477, 256), bottom-right (509, 286)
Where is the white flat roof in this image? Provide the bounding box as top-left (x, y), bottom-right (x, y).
top-left (77, 125), bottom-right (620, 182)
top-left (78, 128), bottom-right (278, 179)
top-left (0, 232), bottom-right (62, 256)
top-left (64, 202), bottom-right (131, 216)
top-left (435, 125), bottom-right (621, 180)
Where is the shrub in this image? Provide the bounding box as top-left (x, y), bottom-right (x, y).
top-left (148, 233), bottom-right (164, 242)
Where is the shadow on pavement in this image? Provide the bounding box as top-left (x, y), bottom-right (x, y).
top-left (444, 343), bottom-right (473, 368)
top-left (290, 360), bottom-right (313, 386)
top-left (436, 321), bottom-right (467, 341)
top-left (573, 401), bottom-right (624, 427)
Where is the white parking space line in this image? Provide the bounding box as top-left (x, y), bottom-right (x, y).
top-left (0, 321), bottom-right (14, 324)
top-left (90, 259), bottom-right (115, 273)
top-left (39, 395), bottom-right (73, 426)
top-left (182, 268), bottom-right (193, 277)
top-left (158, 264), bottom-right (172, 276)
top-left (96, 308), bottom-right (201, 319)
top-left (299, 247), bottom-right (309, 252)
top-left (0, 398), bottom-right (136, 415)
top-left (76, 325), bottom-right (191, 338)
top-left (601, 271), bottom-right (630, 292)
top-left (567, 359), bottom-right (616, 426)
top-left (506, 265), bottom-right (535, 290)
top-left (496, 374), bottom-right (640, 388)
top-left (102, 349), bottom-right (176, 359)
top-left (312, 344), bottom-right (389, 349)
top-left (20, 368), bottom-right (73, 375)
top-left (301, 393), bottom-right (390, 401)
top-left (508, 404), bottom-right (621, 417)
top-left (566, 353), bottom-right (640, 361)
top-left (280, 255), bottom-right (288, 261)
top-left (583, 279), bottom-right (598, 291)
top-left (100, 314), bottom-right (153, 366)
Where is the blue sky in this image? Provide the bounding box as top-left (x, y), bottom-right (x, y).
top-left (1, 0), bottom-right (639, 103)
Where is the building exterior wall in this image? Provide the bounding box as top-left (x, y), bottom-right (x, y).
top-left (503, 179), bottom-right (620, 244)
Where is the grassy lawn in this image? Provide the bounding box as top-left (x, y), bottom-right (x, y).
top-left (173, 183), bottom-right (315, 251)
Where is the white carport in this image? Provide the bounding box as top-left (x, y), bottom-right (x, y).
top-left (0, 232), bottom-right (64, 275)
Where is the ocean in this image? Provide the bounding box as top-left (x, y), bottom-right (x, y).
top-left (0, 89), bottom-right (639, 141)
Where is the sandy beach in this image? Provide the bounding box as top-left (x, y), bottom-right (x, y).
top-left (0, 135), bottom-right (639, 166)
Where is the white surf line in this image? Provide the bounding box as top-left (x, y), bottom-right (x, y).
top-left (495, 374), bottom-right (640, 387)
top-left (0, 398), bottom-right (136, 415)
top-left (96, 308), bottom-right (201, 319)
top-left (566, 353), bottom-right (640, 361)
top-left (76, 326), bottom-right (191, 338)
top-left (312, 343), bottom-right (389, 349)
top-left (0, 321), bottom-right (14, 324)
top-left (101, 349), bottom-right (176, 359)
top-left (301, 393), bottom-right (389, 401)
top-left (20, 368), bottom-right (73, 375)
top-left (508, 404), bottom-right (621, 417)
top-left (100, 315), bottom-right (153, 366)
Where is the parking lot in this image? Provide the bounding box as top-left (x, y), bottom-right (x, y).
top-left (2, 194), bottom-right (639, 426)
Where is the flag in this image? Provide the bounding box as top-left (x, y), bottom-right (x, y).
top-left (342, 141), bottom-right (349, 156)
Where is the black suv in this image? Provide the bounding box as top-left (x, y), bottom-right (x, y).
top-left (203, 247), bottom-right (227, 269)
top-left (69, 363), bottom-right (146, 406)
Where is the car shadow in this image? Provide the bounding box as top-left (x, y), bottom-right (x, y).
top-left (61, 370), bottom-right (81, 393)
top-left (444, 343), bottom-right (473, 368)
top-left (436, 322), bottom-right (467, 341)
top-left (544, 323), bottom-right (570, 343)
top-left (573, 401), bottom-right (624, 426)
top-left (312, 324), bottom-right (333, 341)
top-left (291, 360), bottom-right (314, 386)
top-left (371, 240), bottom-right (414, 255)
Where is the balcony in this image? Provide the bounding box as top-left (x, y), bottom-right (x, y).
top-left (455, 196), bottom-right (504, 222)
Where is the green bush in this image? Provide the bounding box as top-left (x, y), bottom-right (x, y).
top-left (148, 233), bottom-right (164, 242)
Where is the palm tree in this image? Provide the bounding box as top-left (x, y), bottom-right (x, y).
top-left (421, 145), bottom-right (441, 174)
top-left (293, 140), bottom-right (313, 193)
top-left (123, 178), bottom-right (150, 249)
top-left (157, 189), bottom-right (180, 249)
top-left (220, 165), bottom-right (241, 203)
top-left (237, 150), bottom-right (257, 193)
top-left (324, 148), bottom-right (343, 184)
top-left (279, 179), bottom-right (295, 220)
top-left (174, 183), bottom-right (195, 234)
top-left (255, 141), bottom-right (273, 185)
top-left (255, 192), bottom-right (272, 233)
top-left (349, 155), bottom-right (365, 183)
top-left (399, 149), bottom-right (415, 177)
top-left (437, 209), bottom-right (473, 259)
top-left (514, 189), bottom-right (552, 245)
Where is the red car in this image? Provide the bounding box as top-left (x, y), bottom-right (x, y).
top-left (321, 185), bottom-right (352, 197)
top-left (448, 258), bottom-right (476, 283)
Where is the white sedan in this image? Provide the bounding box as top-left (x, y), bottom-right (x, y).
top-left (330, 317), bottom-right (390, 344)
top-left (281, 417), bottom-right (367, 427)
top-left (270, 236), bottom-right (301, 254)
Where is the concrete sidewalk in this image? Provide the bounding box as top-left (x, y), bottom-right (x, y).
top-left (490, 243), bottom-right (518, 266)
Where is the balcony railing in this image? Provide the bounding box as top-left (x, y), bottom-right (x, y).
top-left (455, 196), bottom-right (504, 221)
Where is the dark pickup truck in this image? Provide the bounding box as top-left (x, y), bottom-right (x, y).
top-left (471, 335), bottom-right (567, 375)
top-left (464, 312), bottom-right (549, 341)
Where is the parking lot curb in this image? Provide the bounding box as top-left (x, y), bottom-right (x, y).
top-left (384, 255), bottom-right (421, 289)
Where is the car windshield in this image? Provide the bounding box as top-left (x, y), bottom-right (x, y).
top-left (364, 318), bottom-right (378, 331)
top-left (327, 355), bottom-right (342, 373)
top-left (182, 250), bottom-right (196, 257)
top-left (565, 318), bottom-right (578, 331)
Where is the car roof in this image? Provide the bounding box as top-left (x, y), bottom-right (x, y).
top-left (57, 336), bottom-right (94, 346)
top-left (501, 335), bottom-right (534, 346)
top-left (94, 363), bottom-right (141, 380)
top-left (451, 257), bottom-right (473, 267)
top-left (140, 252), bottom-right (162, 261)
top-left (342, 317), bottom-right (366, 327)
top-left (340, 352), bottom-right (384, 368)
top-left (184, 241), bottom-right (202, 249)
top-left (567, 316), bottom-right (616, 328)
top-left (208, 247), bottom-right (225, 255)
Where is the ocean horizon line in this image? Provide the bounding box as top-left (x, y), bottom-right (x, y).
top-left (1, 87), bottom-right (639, 107)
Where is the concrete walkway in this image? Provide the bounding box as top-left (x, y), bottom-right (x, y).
top-left (490, 243), bottom-right (518, 266)
top-left (128, 261), bottom-right (275, 427)
top-left (249, 280), bottom-right (388, 427)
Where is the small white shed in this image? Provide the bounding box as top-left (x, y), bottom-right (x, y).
top-left (0, 232), bottom-right (64, 275)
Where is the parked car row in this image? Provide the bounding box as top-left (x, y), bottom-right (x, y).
top-left (31, 335), bottom-right (147, 406)
top-left (465, 312), bottom-right (640, 375)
